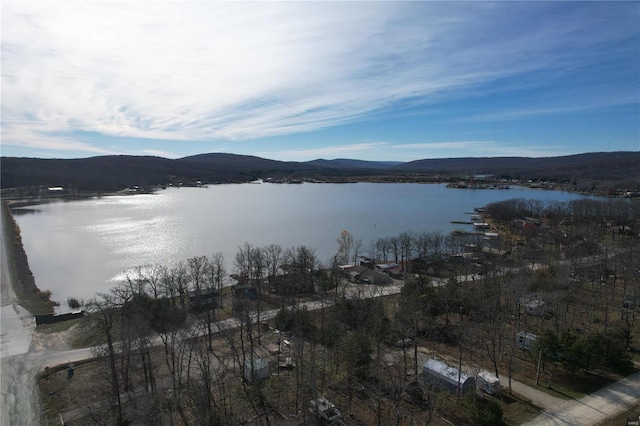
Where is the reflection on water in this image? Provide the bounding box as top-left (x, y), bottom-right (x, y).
top-left (11, 208), bottom-right (43, 216)
top-left (12, 183), bottom-right (596, 305)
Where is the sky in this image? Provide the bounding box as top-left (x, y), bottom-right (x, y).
top-left (2, 1), bottom-right (639, 162)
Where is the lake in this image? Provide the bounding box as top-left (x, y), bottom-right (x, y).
top-left (12, 182), bottom-right (596, 306)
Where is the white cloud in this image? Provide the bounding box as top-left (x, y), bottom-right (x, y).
top-left (1, 120), bottom-right (118, 156)
top-left (2, 2), bottom-right (638, 154)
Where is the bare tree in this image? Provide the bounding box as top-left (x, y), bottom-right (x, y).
top-left (209, 251), bottom-right (226, 307)
top-left (188, 256), bottom-right (209, 311)
top-left (86, 291), bottom-right (126, 424)
top-left (173, 262), bottom-right (190, 315)
top-left (336, 230), bottom-right (353, 265)
top-left (350, 238), bottom-right (363, 264)
top-left (375, 237), bottom-right (391, 263)
top-left (143, 263), bottom-right (164, 300)
top-left (263, 243), bottom-right (283, 293)
top-left (399, 231), bottom-right (415, 272)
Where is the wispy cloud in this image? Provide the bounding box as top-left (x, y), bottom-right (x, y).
top-left (1, 120), bottom-right (118, 156)
top-left (2, 2), bottom-right (638, 155)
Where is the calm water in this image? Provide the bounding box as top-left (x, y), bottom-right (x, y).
top-left (13, 183), bottom-right (595, 306)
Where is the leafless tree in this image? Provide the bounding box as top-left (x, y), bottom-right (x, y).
top-left (375, 237), bottom-right (391, 263)
top-left (263, 243), bottom-right (283, 293)
top-left (86, 291), bottom-right (126, 424)
top-left (208, 251), bottom-right (226, 307)
top-left (337, 230), bottom-right (353, 265)
top-left (398, 231), bottom-right (415, 272)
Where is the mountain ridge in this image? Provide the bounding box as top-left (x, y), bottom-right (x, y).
top-left (1, 151), bottom-right (639, 193)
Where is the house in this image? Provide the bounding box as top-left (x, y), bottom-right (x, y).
top-left (473, 222), bottom-right (490, 231)
top-left (233, 284), bottom-right (257, 301)
top-left (516, 331), bottom-right (537, 350)
top-left (188, 289), bottom-right (219, 311)
top-left (374, 262), bottom-right (403, 279)
top-left (422, 359), bottom-right (475, 395)
top-left (34, 311), bottom-right (84, 326)
top-left (410, 254), bottom-right (447, 273)
top-left (341, 265), bottom-right (391, 284)
top-left (340, 265), bottom-right (368, 281)
top-left (481, 246), bottom-right (509, 257)
top-left (375, 263), bottom-right (400, 273)
top-left (269, 273), bottom-right (314, 295)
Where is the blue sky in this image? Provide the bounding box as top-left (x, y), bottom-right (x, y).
top-left (2, 1), bottom-right (639, 162)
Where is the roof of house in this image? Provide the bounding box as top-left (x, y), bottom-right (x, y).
top-left (376, 263), bottom-right (399, 270)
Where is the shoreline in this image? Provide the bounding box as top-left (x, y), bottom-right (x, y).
top-left (1, 201), bottom-right (55, 315)
top-left (0, 181), bottom-right (632, 312)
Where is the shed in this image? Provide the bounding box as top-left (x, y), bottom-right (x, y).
top-left (244, 358), bottom-right (270, 382)
top-left (525, 299), bottom-right (546, 316)
top-left (422, 359), bottom-right (475, 395)
top-left (516, 332), bottom-right (537, 351)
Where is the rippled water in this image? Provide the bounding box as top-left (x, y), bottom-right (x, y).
top-left (13, 183), bottom-right (595, 305)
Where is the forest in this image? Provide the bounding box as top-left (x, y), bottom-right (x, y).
top-left (38, 197), bottom-right (640, 425)
top-left (3, 151), bottom-right (639, 193)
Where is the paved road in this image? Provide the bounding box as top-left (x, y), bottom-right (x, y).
top-left (1, 211), bottom-right (40, 426)
top-left (523, 371), bottom-right (640, 426)
top-left (499, 375), bottom-right (566, 411)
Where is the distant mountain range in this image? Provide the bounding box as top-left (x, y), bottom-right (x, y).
top-left (1, 151), bottom-right (639, 192)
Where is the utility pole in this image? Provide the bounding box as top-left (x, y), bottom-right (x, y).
top-left (535, 348), bottom-right (543, 385)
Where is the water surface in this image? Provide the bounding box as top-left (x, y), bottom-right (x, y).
top-left (13, 183), bottom-right (596, 305)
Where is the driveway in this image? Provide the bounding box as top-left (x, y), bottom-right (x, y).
top-left (499, 375), bottom-right (565, 411)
